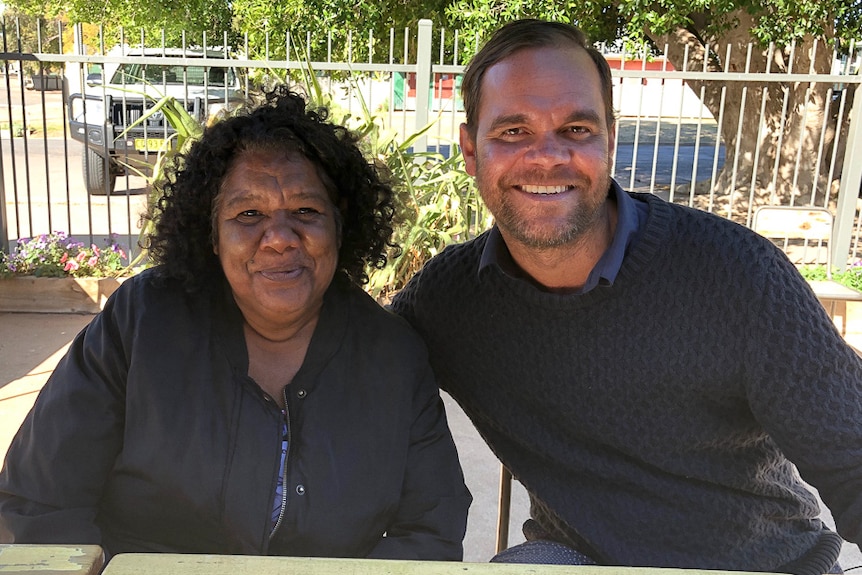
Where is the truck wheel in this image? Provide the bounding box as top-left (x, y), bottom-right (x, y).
top-left (83, 148), bottom-right (117, 196)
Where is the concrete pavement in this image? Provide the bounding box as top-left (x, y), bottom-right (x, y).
top-left (1, 307), bottom-right (861, 567)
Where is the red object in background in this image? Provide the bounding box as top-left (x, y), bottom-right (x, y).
top-left (403, 55), bottom-right (675, 98)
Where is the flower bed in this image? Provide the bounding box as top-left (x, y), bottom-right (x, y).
top-left (0, 232), bottom-right (131, 314)
top-left (0, 276), bottom-right (126, 313)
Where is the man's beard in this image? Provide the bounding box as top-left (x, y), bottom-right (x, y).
top-left (477, 169), bottom-right (612, 250)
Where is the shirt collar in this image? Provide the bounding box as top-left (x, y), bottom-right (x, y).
top-left (478, 180), bottom-right (644, 292)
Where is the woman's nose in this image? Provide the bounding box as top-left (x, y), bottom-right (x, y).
top-left (260, 214), bottom-right (300, 250)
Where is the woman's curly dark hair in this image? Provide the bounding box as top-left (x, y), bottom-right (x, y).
top-left (142, 85), bottom-right (397, 292)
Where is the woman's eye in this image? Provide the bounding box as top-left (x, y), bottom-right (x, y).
top-left (234, 210), bottom-right (262, 222)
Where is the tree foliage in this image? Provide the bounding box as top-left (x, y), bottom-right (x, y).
top-left (6, 0), bottom-right (858, 59)
top-left (446, 0), bottom-right (860, 52)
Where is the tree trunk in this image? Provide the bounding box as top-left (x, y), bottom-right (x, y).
top-left (645, 10), bottom-right (846, 221)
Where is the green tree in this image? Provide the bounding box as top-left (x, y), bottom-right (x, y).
top-left (230, 0), bottom-right (454, 64)
top-left (447, 0), bottom-right (862, 214)
top-left (6, 0), bottom-right (234, 50)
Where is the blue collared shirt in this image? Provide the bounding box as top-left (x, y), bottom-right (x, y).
top-left (478, 182), bottom-right (648, 293)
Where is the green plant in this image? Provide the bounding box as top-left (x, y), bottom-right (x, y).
top-left (0, 231), bottom-right (128, 278)
top-left (308, 70), bottom-right (490, 302)
top-left (116, 93), bottom-right (207, 270)
top-left (800, 263), bottom-right (862, 292)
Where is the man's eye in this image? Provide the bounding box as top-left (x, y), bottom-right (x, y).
top-left (296, 207), bottom-right (320, 215)
top-left (503, 128), bottom-right (523, 136)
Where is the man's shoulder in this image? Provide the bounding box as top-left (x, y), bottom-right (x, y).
top-left (411, 233), bottom-right (489, 285)
top-left (391, 233), bottom-right (489, 319)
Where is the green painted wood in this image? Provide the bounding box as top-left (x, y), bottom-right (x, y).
top-left (102, 554), bottom-right (777, 575)
top-left (0, 545), bottom-right (104, 574)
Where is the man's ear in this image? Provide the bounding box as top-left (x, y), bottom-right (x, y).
top-left (459, 123), bottom-right (478, 176)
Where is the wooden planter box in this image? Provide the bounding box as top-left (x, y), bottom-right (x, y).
top-left (0, 277), bottom-right (126, 314)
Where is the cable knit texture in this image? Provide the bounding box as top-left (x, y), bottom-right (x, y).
top-left (392, 191), bottom-right (862, 572)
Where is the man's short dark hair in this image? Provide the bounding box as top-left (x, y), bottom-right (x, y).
top-left (461, 19), bottom-right (616, 131)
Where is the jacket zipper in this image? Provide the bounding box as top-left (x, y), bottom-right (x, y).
top-left (269, 389), bottom-right (291, 541)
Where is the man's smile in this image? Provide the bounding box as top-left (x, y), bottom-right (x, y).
top-left (517, 184), bottom-right (575, 195)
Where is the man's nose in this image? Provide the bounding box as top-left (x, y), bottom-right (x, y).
top-left (526, 133), bottom-right (570, 165)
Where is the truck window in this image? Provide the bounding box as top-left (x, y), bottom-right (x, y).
top-left (110, 64), bottom-right (231, 87)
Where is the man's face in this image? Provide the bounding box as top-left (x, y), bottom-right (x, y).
top-left (460, 46), bottom-right (615, 251)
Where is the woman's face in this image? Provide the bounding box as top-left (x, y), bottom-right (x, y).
top-left (214, 150), bottom-right (340, 333)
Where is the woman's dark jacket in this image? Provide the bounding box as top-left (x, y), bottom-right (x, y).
top-left (0, 268), bottom-right (471, 559)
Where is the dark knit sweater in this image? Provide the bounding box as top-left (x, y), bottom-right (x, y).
top-left (392, 192), bottom-right (862, 573)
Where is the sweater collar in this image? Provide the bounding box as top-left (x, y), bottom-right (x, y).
top-left (475, 191), bottom-right (673, 308)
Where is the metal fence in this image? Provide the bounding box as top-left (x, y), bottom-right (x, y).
top-left (1, 19), bottom-right (862, 268)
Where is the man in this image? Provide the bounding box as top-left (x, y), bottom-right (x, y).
top-left (391, 18), bottom-right (862, 574)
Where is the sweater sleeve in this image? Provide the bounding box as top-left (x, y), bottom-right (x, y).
top-left (743, 245), bottom-right (862, 546)
top-left (366, 361), bottom-right (471, 560)
top-left (0, 279), bottom-right (135, 546)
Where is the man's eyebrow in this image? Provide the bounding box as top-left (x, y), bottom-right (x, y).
top-left (486, 114), bottom-right (529, 133)
top-left (486, 110), bottom-right (604, 133)
top-left (564, 110), bottom-right (603, 125)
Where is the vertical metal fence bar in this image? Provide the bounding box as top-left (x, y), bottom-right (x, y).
top-left (726, 43), bottom-right (750, 218)
top-left (0, 18), bottom-right (10, 253)
top-left (413, 19), bottom-right (431, 153)
top-left (647, 48), bottom-right (668, 196)
top-left (707, 81), bottom-right (727, 213)
top-left (745, 44), bottom-right (774, 223)
top-left (667, 44), bottom-right (690, 203)
top-left (834, 83), bottom-right (862, 270)
top-left (811, 86), bottom-right (832, 208)
top-left (769, 43), bottom-right (794, 203)
top-left (627, 46), bottom-right (647, 191)
top-left (400, 27), bottom-right (408, 139)
top-left (8, 18), bottom-right (27, 237)
top-left (790, 40), bottom-right (817, 202)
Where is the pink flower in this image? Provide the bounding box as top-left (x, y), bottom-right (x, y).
top-left (60, 252), bottom-right (68, 263)
top-left (64, 260), bottom-right (79, 272)
top-left (76, 251), bottom-right (87, 263)
top-left (88, 256), bottom-right (99, 267)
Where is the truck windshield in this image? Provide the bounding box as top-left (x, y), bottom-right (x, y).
top-left (110, 63), bottom-right (233, 87)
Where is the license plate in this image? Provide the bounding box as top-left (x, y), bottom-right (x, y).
top-left (134, 138), bottom-right (171, 152)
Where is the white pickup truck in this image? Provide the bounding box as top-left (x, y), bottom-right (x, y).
top-left (68, 48), bottom-right (244, 195)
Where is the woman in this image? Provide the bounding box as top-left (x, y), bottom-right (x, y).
top-left (0, 86), bottom-right (471, 560)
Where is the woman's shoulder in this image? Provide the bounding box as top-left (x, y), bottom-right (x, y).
top-left (339, 280), bottom-right (428, 350)
top-left (103, 266), bottom-right (218, 330)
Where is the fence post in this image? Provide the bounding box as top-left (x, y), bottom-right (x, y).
top-left (834, 83), bottom-right (862, 271)
top-left (414, 19), bottom-right (432, 153)
top-left (0, 151), bottom-right (6, 254)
